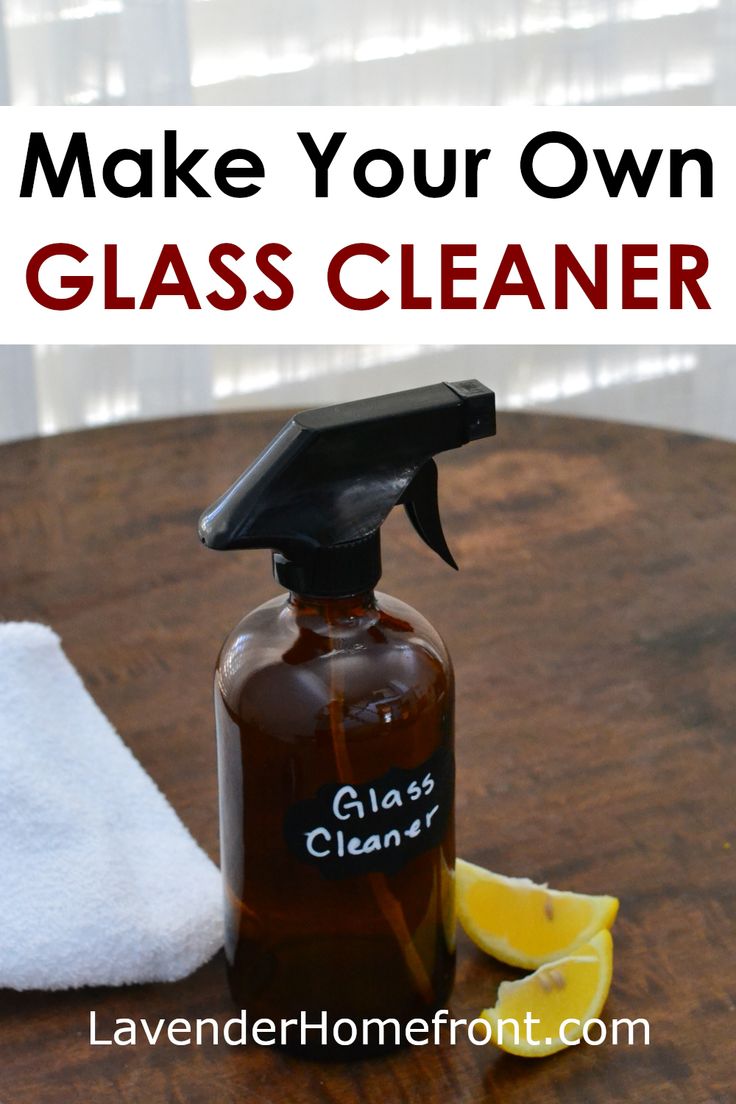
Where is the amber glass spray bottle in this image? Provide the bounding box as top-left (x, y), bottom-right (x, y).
top-left (199, 381), bottom-right (496, 1054)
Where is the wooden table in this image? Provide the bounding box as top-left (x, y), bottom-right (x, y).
top-left (0, 410), bottom-right (734, 1104)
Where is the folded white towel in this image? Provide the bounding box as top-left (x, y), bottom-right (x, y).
top-left (0, 622), bottom-right (223, 990)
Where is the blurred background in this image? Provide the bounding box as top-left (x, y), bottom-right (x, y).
top-left (0, 0), bottom-right (734, 442)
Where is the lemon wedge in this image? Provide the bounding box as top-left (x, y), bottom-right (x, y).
top-left (456, 857), bottom-right (618, 969)
top-left (481, 929), bottom-right (614, 1057)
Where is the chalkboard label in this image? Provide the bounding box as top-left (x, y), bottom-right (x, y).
top-left (284, 745), bottom-right (454, 879)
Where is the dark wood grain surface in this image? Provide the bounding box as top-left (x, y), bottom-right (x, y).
top-left (0, 410), bottom-right (734, 1104)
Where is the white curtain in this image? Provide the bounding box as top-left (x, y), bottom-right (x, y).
top-left (2, 0), bottom-right (190, 105)
top-left (3, 0), bottom-right (733, 108)
top-left (0, 0), bottom-right (734, 439)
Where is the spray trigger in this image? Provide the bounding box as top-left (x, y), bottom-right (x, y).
top-left (400, 459), bottom-right (458, 571)
top-left (199, 380), bottom-right (494, 595)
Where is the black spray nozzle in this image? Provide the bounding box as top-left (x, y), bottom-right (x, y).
top-left (198, 380), bottom-right (496, 597)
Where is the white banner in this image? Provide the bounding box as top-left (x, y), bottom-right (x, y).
top-left (0, 106), bottom-right (733, 344)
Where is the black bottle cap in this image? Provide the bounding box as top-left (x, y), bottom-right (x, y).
top-left (198, 381), bottom-right (496, 599)
top-left (272, 533), bottom-right (382, 598)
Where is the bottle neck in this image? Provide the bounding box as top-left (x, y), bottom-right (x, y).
top-left (288, 590), bottom-right (377, 621)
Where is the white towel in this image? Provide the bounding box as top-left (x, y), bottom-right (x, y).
top-left (0, 622), bottom-right (223, 990)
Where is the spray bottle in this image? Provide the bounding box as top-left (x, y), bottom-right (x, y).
top-left (199, 380), bottom-right (496, 1052)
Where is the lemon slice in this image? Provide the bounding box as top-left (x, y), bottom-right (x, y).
top-left (456, 857), bottom-right (618, 969)
top-left (481, 929), bottom-right (614, 1057)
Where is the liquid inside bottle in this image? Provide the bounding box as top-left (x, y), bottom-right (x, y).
top-left (214, 588), bottom-right (456, 1053)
